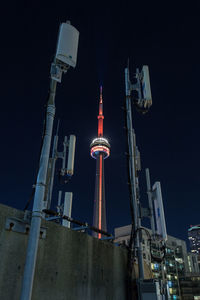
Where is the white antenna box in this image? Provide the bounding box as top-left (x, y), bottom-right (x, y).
top-left (142, 65), bottom-right (152, 103)
top-left (56, 22), bottom-right (79, 68)
top-left (152, 181), bottom-right (167, 241)
top-left (67, 135), bottom-right (76, 176)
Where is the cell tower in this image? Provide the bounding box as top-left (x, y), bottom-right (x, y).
top-left (90, 87), bottom-right (110, 239)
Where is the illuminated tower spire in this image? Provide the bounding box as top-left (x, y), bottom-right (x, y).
top-left (90, 87), bottom-right (110, 238)
top-left (98, 86), bottom-right (104, 137)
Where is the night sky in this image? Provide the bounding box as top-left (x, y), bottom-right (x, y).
top-left (1, 1), bottom-right (200, 249)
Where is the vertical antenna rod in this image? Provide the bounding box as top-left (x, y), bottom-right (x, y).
top-left (98, 85), bottom-right (104, 137)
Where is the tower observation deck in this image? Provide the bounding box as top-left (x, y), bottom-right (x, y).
top-left (90, 86), bottom-right (110, 238)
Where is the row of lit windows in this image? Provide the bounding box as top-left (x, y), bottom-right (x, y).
top-left (168, 287), bottom-right (177, 295)
top-left (167, 274), bottom-right (178, 280)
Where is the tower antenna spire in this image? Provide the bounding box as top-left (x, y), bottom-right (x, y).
top-left (100, 85), bottom-right (103, 102)
top-left (98, 86), bottom-right (104, 137)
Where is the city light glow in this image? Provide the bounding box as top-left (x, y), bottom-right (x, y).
top-left (91, 137), bottom-right (109, 145)
top-left (90, 145), bottom-right (110, 159)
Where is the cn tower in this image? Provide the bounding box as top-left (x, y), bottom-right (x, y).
top-left (90, 86), bottom-right (110, 238)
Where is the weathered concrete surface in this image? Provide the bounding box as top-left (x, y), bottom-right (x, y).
top-left (0, 204), bottom-right (128, 300)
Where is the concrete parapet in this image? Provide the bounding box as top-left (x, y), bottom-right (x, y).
top-left (0, 204), bottom-right (128, 300)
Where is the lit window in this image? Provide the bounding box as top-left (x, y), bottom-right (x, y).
top-left (168, 281), bottom-right (172, 288)
top-left (154, 263), bottom-right (159, 270)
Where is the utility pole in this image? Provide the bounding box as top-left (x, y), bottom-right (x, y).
top-left (125, 67), bottom-right (143, 281)
top-left (20, 21), bottom-right (79, 300)
top-left (124, 64), bottom-right (153, 298)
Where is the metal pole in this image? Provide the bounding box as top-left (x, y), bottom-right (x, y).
top-left (60, 136), bottom-right (68, 176)
top-left (20, 79), bottom-right (57, 300)
top-left (125, 67), bottom-right (144, 280)
top-left (145, 168), bottom-right (156, 236)
top-left (62, 192), bottom-right (72, 228)
top-left (57, 190), bottom-right (62, 214)
top-left (46, 134), bottom-right (58, 209)
top-left (46, 120), bottom-right (60, 209)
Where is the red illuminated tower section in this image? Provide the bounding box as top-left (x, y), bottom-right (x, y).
top-left (90, 87), bottom-right (110, 238)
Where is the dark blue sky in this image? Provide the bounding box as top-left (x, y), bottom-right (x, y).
top-left (1, 1), bottom-right (200, 248)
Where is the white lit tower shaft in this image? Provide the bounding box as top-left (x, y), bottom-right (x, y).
top-left (90, 87), bottom-right (110, 239)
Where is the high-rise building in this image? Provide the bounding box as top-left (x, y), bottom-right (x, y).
top-left (188, 225), bottom-right (200, 254)
top-left (90, 87), bottom-right (110, 238)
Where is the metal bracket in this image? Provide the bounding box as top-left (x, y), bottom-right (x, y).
top-left (57, 151), bottom-right (65, 159)
top-left (5, 217), bottom-right (46, 239)
top-left (23, 210), bottom-right (32, 222)
top-left (100, 236), bottom-right (114, 241)
top-left (50, 63), bottom-right (63, 82)
top-left (72, 226), bottom-right (88, 232)
top-left (131, 83), bottom-right (140, 92)
top-left (45, 216), bottom-right (62, 221)
top-left (140, 207), bottom-right (151, 218)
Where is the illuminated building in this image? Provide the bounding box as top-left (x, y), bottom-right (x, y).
top-left (188, 225), bottom-right (200, 254)
top-left (114, 225), bottom-right (200, 299)
top-left (90, 87), bottom-right (110, 238)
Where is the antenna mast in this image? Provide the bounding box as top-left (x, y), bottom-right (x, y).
top-left (20, 21), bottom-right (79, 300)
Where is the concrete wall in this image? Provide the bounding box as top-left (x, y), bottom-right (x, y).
top-left (0, 204), bottom-right (128, 300)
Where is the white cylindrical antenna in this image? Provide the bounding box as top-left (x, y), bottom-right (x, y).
top-left (63, 192), bottom-right (72, 228)
top-left (142, 65), bottom-right (152, 104)
top-left (145, 168), bottom-right (156, 237)
top-left (152, 182), bottom-right (167, 241)
top-left (67, 135), bottom-right (76, 176)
